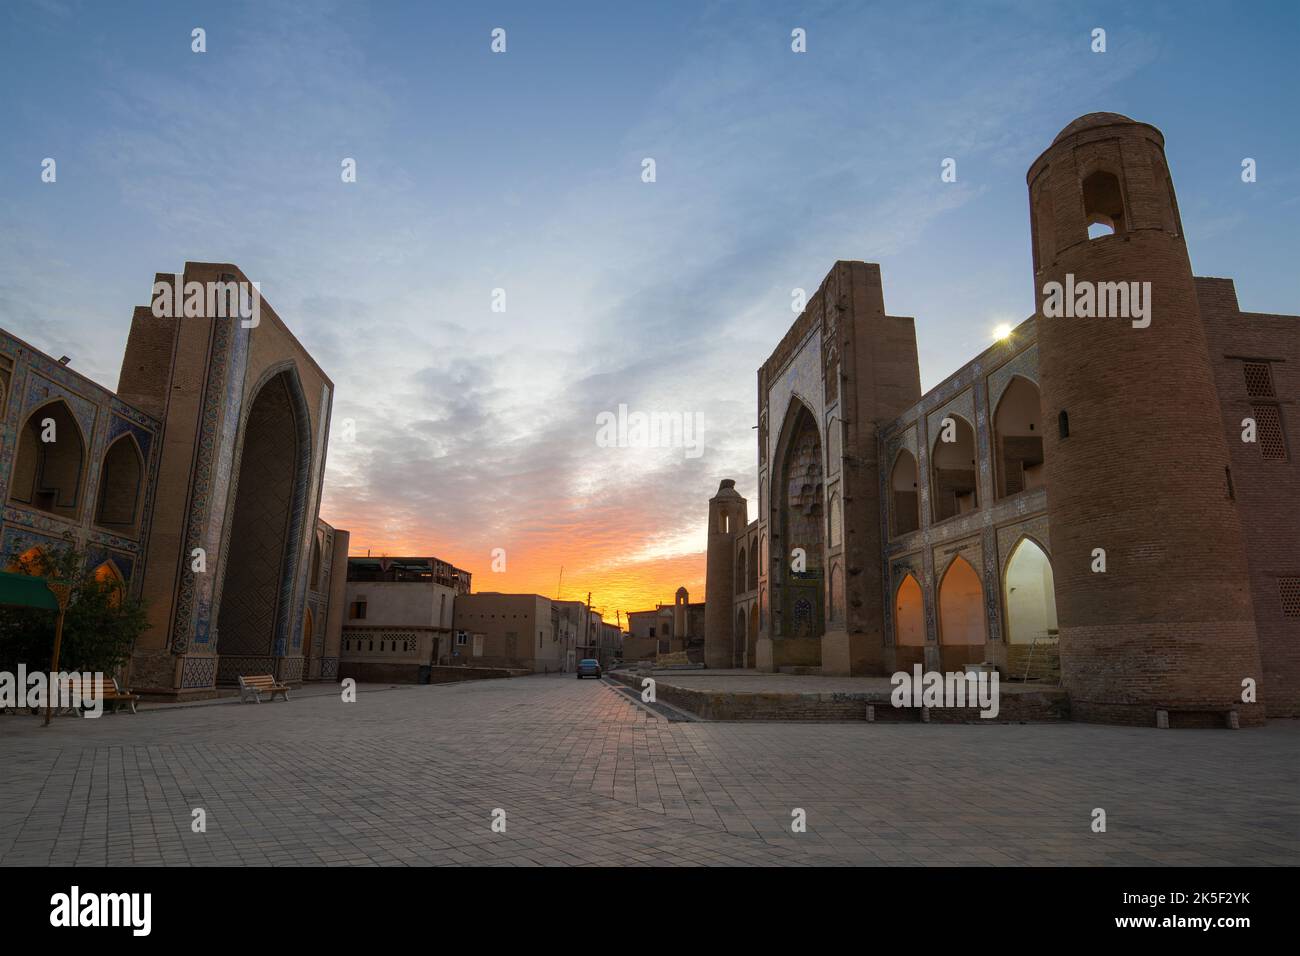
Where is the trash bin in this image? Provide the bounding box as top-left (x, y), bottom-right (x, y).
top-left (417, 665), bottom-right (431, 685)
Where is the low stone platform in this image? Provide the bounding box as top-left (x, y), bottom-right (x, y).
top-left (610, 668), bottom-right (1069, 722)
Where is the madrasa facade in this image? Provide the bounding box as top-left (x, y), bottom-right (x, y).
top-left (1, 262), bottom-right (349, 699)
top-left (704, 113), bottom-right (1298, 726)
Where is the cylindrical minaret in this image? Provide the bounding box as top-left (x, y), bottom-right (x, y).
top-left (1028, 112), bottom-right (1261, 725)
top-left (705, 479), bottom-right (747, 668)
top-left (673, 587), bottom-right (688, 641)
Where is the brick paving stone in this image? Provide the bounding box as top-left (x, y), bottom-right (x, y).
top-left (0, 673), bottom-right (1296, 866)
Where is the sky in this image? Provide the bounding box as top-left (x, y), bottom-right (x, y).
top-left (2, 0), bottom-right (1297, 622)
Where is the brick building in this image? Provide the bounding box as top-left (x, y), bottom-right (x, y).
top-left (453, 592), bottom-right (570, 673)
top-left (704, 113), bottom-right (1298, 725)
top-left (627, 585), bottom-right (705, 659)
top-left (1, 262), bottom-right (350, 698)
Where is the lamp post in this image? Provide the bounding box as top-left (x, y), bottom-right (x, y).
top-left (44, 581), bottom-right (71, 727)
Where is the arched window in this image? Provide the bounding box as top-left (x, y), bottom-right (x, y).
top-left (890, 450), bottom-right (920, 535)
top-left (938, 556), bottom-right (984, 646)
top-left (1082, 169), bottom-right (1125, 238)
top-left (9, 401), bottom-right (85, 519)
top-left (748, 540), bottom-right (758, 591)
top-left (92, 560), bottom-right (125, 609)
top-left (828, 564), bottom-right (841, 624)
top-left (1004, 538), bottom-right (1058, 644)
top-left (894, 574), bottom-right (925, 646)
top-left (7, 546), bottom-right (47, 575)
top-left (736, 545), bottom-right (748, 593)
top-left (994, 377), bottom-right (1044, 498)
top-left (931, 416), bottom-right (978, 522)
top-left (310, 533), bottom-right (323, 588)
top-left (95, 435), bottom-right (144, 532)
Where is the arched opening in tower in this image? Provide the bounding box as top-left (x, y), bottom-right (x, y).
top-left (216, 370), bottom-right (310, 681)
top-left (1082, 169), bottom-right (1126, 238)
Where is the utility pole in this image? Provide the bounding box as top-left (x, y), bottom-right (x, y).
top-left (585, 591), bottom-right (592, 663)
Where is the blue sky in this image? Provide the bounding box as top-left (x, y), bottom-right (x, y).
top-left (2, 0), bottom-right (1296, 611)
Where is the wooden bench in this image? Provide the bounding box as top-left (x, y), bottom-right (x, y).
top-left (53, 675), bottom-right (139, 715)
top-left (238, 674), bottom-right (290, 703)
top-left (87, 675), bottom-right (140, 714)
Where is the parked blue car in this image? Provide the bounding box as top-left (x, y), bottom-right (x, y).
top-left (576, 659), bottom-right (602, 679)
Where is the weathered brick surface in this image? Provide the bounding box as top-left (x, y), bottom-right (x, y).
top-left (611, 670), bottom-right (1068, 722)
top-left (1198, 278), bottom-right (1300, 716)
top-left (1005, 641), bottom-right (1060, 682)
top-left (1027, 114), bottom-right (1264, 721)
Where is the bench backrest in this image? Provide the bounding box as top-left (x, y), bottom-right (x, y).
top-left (240, 674), bottom-right (280, 689)
top-left (56, 675), bottom-right (123, 697)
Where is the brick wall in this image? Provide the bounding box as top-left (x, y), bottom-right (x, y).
top-left (1198, 277), bottom-right (1300, 716)
top-left (612, 671), bottom-right (1067, 722)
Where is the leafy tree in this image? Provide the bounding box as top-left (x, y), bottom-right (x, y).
top-left (0, 545), bottom-right (149, 676)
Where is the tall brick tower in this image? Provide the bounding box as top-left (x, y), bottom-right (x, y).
top-left (1027, 113), bottom-right (1262, 725)
top-left (673, 587), bottom-right (689, 642)
top-left (705, 479), bottom-right (747, 667)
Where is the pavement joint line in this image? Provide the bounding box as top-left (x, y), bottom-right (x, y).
top-left (601, 677), bottom-right (700, 723)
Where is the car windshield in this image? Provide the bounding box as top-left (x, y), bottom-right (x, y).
top-left (580, 660), bottom-right (599, 666)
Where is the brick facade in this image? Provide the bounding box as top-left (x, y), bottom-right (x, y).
top-left (1, 262), bottom-right (349, 698)
top-left (705, 113), bottom-right (1297, 725)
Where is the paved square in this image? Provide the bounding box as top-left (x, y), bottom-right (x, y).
top-left (1, 674), bottom-right (1296, 866)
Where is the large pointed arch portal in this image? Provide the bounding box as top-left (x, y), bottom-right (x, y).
top-left (216, 367), bottom-right (312, 682)
top-left (772, 397), bottom-right (824, 665)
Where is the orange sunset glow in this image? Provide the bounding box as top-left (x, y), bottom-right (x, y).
top-left (320, 503), bottom-right (711, 623)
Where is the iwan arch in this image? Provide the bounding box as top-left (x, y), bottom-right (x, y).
top-left (0, 262), bottom-right (350, 698)
top-left (704, 113), bottom-right (1300, 725)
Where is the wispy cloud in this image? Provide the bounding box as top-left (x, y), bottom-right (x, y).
top-left (1, 1), bottom-right (1294, 615)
